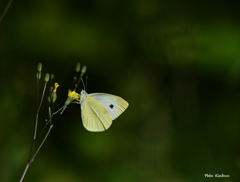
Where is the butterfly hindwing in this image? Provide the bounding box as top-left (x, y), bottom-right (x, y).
top-left (81, 96), bottom-right (112, 132)
top-left (89, 93), bottom-right (129, 120)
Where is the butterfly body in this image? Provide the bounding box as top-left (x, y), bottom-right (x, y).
top-left (80, 90), bottom-right (129, 132)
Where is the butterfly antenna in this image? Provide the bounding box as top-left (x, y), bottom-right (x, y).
top-left (81, 77), bottom-right (86, 90)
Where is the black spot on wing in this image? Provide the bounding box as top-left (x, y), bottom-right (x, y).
top-left (110, 104), bottom-right (114, 108)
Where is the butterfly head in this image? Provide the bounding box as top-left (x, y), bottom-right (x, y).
top-left (80, 90), bottom-right (88, 103)
top-left (81, 90), bottom-right (87, 95)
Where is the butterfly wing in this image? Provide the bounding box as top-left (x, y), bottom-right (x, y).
top-left (89, 93), bottom-right (129, 120)
top-left (81, 96), bottom-right (112, 132)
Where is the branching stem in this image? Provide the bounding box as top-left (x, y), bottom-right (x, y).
top-left (20, 125), bottom-right (54, 182)
top-left (0, 0), bottom-right (12, 22)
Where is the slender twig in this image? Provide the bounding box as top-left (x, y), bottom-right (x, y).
top-left (27, 139), bottom-right (36, 162)
top-left (38, 82), bottom-right (47, 113)
top-left (74, 73), bottom-right (83, 91)
top-left (34, 114), bottom-right (39, 140)
top-left (24, 81), bottom-right (48, 180)
top-left (40, 105), bottom-right (65, 135)
top-left (34, 82), bottom-right (47, 139)
top-left (19, 164), bottom-right (29, 182)
top-left (36, 80), bottom-right (39, 113)
top-left (0, 0), bottom-right (12, 22)
top-left (60, 106), bottom-right (67, 115)
top-left (21, 103), bottom-right (64, 182)
top-left (20, 103), bottom-right (66, 182)
top-left (30, 125), bottom-right (54, 163)
top-left (27, 80), bottom-right (39, 161)
top-left (52, 102), bottom-right (55, 116)
top-left (51, 101), bottom-right (55, 125)
top-left (20, 125), bottom-right (54, 182)
top-left (53, 105), bottom-right (65, 115)
top-left (48, 107), bottom-right (52, 124)
top-left (71, 101), bottom-right (80, 104)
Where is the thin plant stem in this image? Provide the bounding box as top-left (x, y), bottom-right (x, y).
top-left (37, 80), bottom-right (39, 111)
top-left (48, 107), bottom-right (51, 123)
top-left (19, 163), bottom-right (29, 182)
top-left (23, 81), bottom-right (48, 181)
top-left (27, 80), bottom-right (39, 161)
top-left (74, 73), bottom-right (83, 91)
top-left (30, 125), bottom-right (54, 163)
top-left (20, 125), bottom-right (54, 182)
top-left (40, 105), bottom-right (65, 135)
top-left (0, 0), bottom-right (12, 22)
top-left (60, 106), bottom-right (67, 115)
top-left (21, 105), bottom-right (67, 182)
top-left (34, 114), bottom-right (39, 140)
top-left (50, 102), bottom-right (55, 124)
top-left (52, 103), bottom-right (54, 117)
top-left (71, 101), bottom-right (80, 104)
top-left (53, 105), bottom-right (65, 115)
top-left (34, 82), bottom-right (47, 140)
top-left (38, 82), bottom-right (47, 113)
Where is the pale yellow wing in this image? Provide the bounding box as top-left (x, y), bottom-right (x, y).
top-left (89, 93), bottom-right (129, 120)
top-left (81, 96), bottom-right (112, 132)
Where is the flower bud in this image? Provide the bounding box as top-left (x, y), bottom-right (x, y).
top-left (44, 73), bottom-right (50, 82)
top-left (76, 63), bottom-right (81, 72)
top-left (37, 63), bottom-right (42, 72)
top-left (81, 66), bottom-right (87, 74)
top-left (64, 97), bottom-right (72, 106)
top-left (51, 92), bottom-right (57, 103)
top-left (51, 74), bottom-right (54, 80)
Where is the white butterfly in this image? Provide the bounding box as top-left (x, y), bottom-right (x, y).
top-left (79, 90), bottom-right (129, 132)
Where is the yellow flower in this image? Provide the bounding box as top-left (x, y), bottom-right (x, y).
top-left (68, 90), bottom-right (80, 101)
top-left (53, 83), bottom-right (59, 92)
top-left (65, 90), bottom-right (80, 106)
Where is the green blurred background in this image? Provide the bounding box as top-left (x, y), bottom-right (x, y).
top-left (1, 0), bottom-right (240, 181)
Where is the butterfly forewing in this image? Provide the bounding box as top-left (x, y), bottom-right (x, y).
top-left (81, 96), bottom-right (112, 132)
top-left (89, 93), bottom-right (129, 120)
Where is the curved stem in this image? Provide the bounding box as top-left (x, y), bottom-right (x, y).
top-left (19, 125), bottom-right (54, 182)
